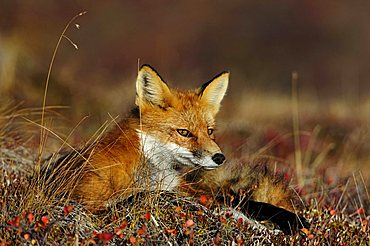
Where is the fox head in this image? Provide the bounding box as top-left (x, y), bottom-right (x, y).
top-left (135, 65), bottom-right (229, 171)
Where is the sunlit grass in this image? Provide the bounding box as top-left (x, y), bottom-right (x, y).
top-left (0, 98), bottom-right (368, 244)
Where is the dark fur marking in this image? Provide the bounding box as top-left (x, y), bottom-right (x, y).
top-left (218, 190), bottom-right (310, 235)
top-left (191, 150), bottom-right (202, 158)
top-left (130, 106), bottom-right (140, 119)
top-left (198, 71), bottom-right (229, 97)
top-left (143, 87), bottom-right (154, 97)
top-left (142, 74), bottom-right (150, 87)
top-left (140, 64), bottom-right (169, 86)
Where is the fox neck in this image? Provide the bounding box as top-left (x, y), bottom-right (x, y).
top-left (137, 130), bottom-right (182, 191)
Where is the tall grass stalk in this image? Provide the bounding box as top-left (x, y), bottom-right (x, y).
top-left (38, 11), bottom-right (87, 168)
top-left (291, 71), bottom-right (303, 186)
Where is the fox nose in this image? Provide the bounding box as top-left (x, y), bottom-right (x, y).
top-left (212, 153), bottom-right (225, 165)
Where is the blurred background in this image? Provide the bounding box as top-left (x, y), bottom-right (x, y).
top-left (0, 1), bottom-right (369, 176)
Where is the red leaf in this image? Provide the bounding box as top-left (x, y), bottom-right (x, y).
top-left (138, 225), bottom-right (147, 235)
top-left (357, 207), bottom-right (365, 214)
top-left (115, 228), bottom-right (123, 237)
top-left (41, 215), bottom-right (49, 226)
top-left (301, 228), bottom-right (309, 236)
top-left (129, 235), bottom-right (136, 243)
top-left (23, 233), bottom-right (31, 240)
top-left (7, 216), bottom-right (20, 227)
top-left (284, 172), bottom-right (291, 181)
top-left (185, 219), bottom-right (194, 228)
top-left (214, 232), bottom-right (221, 245)
top-left (118, 221), bottom-right (128, 229)
top-left (184, 229), bottom-right (191, 235)
top-left (63, 205), bottom-right (74, 216)
top-left (144, 212), bottom-right (151, 221)
top-left (175, 206), bottom-right (182, 213)
top-left (26, 213), bottom-right (34, 224)
top-left (199, 195), bottom-right (208, 205)
top-left (225, 211), bottom-right (233, 218)
top-left (198, 215), bottom-right (206, 222)
top-left (165, 228), bottom-right (177, 235)
top-left (98, 232), bottom-right (114, 241)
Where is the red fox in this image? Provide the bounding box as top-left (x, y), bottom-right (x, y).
top-left (44, 65), bottom-right (309, 235)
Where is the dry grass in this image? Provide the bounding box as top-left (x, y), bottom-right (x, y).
top-left (0, 99), bottom-right (368, 245)
top-left (1, 16), bottom-right (369, 243)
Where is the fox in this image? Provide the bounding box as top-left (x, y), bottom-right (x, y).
top-left (43, 64), bottom-right (309, 235)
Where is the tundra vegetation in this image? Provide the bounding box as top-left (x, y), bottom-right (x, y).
top-left (0, 89), bottom-right (369, 245)
top-left (1, 8), bottom-right (369, 245)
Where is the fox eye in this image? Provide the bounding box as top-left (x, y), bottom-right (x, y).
top-left (208, 128), bottom-right (214, 135)
top-left (177, 129), bottom-right (193, 137)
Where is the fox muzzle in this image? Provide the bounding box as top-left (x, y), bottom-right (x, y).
top-left (212, 153), bottom-right (226, 165)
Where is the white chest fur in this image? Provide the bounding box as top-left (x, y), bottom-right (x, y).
top-left (137, 131), bottom-right (181, 191)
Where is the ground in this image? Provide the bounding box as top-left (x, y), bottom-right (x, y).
top-left (0, 100), bottom-right (368, 245)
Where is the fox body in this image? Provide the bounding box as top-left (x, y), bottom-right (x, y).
top-left (71, 65), bottom-right (228, 205)
top-left (45, 65), bottom-right (309, 234)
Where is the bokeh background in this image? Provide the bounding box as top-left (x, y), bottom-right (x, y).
top-left (1, 1), bottom-right (369, 176)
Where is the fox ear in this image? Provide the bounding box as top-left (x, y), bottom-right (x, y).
top-left (136, 65), bottom-right (172, 108)
top-left (199, 72), bottom-right (229, 116)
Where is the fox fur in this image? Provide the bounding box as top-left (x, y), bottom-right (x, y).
top-left (43, 65), bottom-right (309, 234)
